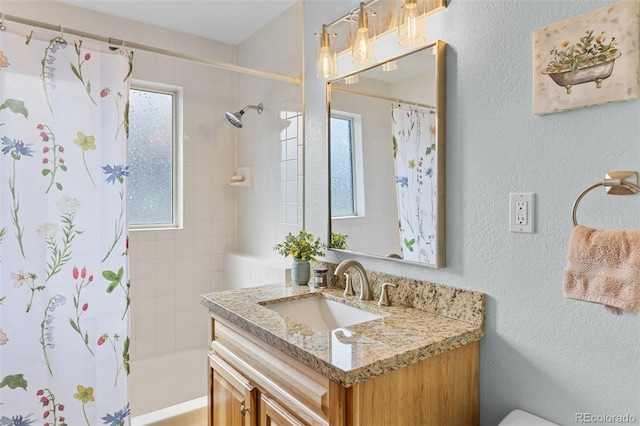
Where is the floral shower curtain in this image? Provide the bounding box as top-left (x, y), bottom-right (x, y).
top-left (392, 103), bottom-right (437, 264)
top-left (0, 23), bottom-right (132, 425)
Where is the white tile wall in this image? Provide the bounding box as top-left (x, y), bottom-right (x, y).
top-left (125, 33), bottom-right (238, 358)
top-left (235, 2), bottom-right (305, 260)
top-left (224, 254), bottom-right (290, 289)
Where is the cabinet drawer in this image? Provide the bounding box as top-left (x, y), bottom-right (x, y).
top-left (211, 317), bottom-right (329, 426)
top-left (261, 394), bottom-right (307, 426)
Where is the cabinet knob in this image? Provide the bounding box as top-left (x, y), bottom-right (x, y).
top-left (240, 404), bottom-right (249, 416)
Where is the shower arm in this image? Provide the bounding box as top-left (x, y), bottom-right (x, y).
top-left (241, 103), bottom-right (263, 115)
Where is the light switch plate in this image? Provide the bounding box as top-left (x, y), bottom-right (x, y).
top-left (509, 193), bottom-right (535, 233)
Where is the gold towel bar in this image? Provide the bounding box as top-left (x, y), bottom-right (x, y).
top-left (572, 171), bottom-right (640, 226)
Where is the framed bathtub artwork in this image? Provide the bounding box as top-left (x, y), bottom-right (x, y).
top-left (533, 1), bottom-right (640, 115)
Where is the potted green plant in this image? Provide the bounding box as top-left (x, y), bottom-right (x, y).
top-left (330, 232), bottom-right (350, 250)
top-left (273, 230), bottom-right (325, 285)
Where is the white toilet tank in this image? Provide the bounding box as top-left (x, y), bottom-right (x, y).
top-left (499, 409), bottom-right (558, 426)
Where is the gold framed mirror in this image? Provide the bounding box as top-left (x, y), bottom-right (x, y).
top-left (327, 40), bottom-right (446, 267)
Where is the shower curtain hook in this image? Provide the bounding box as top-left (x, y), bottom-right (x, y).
top-left (59, 25), bottom-right (65, 42)
top-left (120, 39), bottom-right (125, 54)
top-left (0, 12), bottom-right (6, 31)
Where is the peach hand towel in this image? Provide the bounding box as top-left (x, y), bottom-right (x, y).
top-left (563, 225), bottom-right (640, 315)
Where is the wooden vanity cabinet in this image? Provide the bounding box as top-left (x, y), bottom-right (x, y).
top-left (209, 352), bottom-right (307, 426)
top-left (208, 314), bottom-right (479, 426)
top-left (208, 315), bottom-right (329, 426)
top-left (333, 341), bottom-right (479, 425)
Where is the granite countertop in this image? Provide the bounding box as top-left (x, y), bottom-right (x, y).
top-left (201, 283), bottom-right (485, 387)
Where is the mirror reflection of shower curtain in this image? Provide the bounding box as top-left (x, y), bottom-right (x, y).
top-left (0, 23), bottom-right (132, 423)
top-left (392, 103), bottom-right (437, 263)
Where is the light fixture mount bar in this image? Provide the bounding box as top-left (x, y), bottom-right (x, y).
top-left (324, 0), bottom-right (446, 31)
top-left (324, 0), bottom-right (380, 28)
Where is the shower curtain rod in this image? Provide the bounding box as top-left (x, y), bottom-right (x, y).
top-left (331, 85), bottom-right (436, 111)
top-left (0, 12), bottom-right (302, 85)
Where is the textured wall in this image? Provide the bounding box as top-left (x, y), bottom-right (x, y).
top-left (305, 0), bottom-right (640, 424)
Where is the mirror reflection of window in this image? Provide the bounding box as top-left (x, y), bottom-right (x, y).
top-left (330, 111), bottom-right (363, 218)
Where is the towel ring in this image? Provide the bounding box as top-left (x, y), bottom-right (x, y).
top-left (572, 171), bottom-right (640, 226)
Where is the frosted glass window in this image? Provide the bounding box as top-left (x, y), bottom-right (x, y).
top-left (330, 115), bottom-right (355, 217)
top-left (128, 88), bottom-right (175, 227)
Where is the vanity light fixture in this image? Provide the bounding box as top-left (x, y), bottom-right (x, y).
top-left (316, 25), bottom-right (337, 80)
top-left (350, 2), bottom-right (376, 65)
top-left (398, 0), bottom-right (426, 46)
top-left (381, 60), bottom-right (398, 72)
top-left (315, 0), bottom-right (445, 80)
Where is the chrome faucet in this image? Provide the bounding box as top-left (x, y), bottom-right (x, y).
top-left (334, 259), bottom-right (373, 301)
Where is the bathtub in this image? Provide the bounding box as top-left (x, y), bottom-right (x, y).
top-left (130, 349), bottom-right (208, 425)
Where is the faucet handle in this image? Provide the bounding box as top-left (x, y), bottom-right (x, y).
top-left (378, 283), bottom-right (397, 307)
top-left (343, 273), bottom-right (355, 297)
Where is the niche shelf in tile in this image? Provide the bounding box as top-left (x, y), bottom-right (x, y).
top-left (229, 166), bottom-right (252, 186)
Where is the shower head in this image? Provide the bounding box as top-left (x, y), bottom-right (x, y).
top-left (225, 111), bottom-right (243, 128)
top-left (225, 103), bottom-right (263, 128)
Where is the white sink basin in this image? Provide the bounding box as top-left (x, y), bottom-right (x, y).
top-left (263, 295), bottom-right (383, 332)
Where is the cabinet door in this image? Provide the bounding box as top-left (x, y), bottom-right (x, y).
top-left (210, 353), bottom-right (257, 426)
top-left (260, 394), bottom-right (307, 426)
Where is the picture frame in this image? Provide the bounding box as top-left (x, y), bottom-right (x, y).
top-left (533, 1), bottom-right (639, 115)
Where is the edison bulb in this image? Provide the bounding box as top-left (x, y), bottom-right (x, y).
top-left (399, 1), bottom-right (425, 46)
top-left (352, 28), bottom-right (372, 64)
top-left (318, 47), bottom-right (335, 79)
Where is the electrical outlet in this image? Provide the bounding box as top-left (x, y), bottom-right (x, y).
top-left (509, 193), bottom-right (535, 233)
top-left (515, 201), bottom-right (527, 225)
